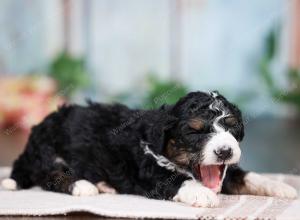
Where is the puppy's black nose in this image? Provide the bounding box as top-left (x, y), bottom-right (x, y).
top-left (214, 146), bottom-right (233, 161)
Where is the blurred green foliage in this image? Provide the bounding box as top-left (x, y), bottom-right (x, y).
top-left (143, 75), bottom-right (188, 109)
top-left (259, 27), bottom-right (300, 111)
top-left (112, 74), bottom-right (188, 109)
top-left (48, 52), bottom-right (90, 97)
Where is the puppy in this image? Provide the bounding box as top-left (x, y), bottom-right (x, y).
top-left (2, 91), bottom-right (297, 207)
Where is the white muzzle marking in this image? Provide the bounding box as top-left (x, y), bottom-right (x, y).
top-left (202, 131), bottom-right (241, 165)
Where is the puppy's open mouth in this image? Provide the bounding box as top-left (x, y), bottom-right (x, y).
top-left (194, 164), bottom-right (226, 193)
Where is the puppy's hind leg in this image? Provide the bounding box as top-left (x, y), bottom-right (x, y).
top-left (2, 154), bottom-right (34, 190)
top-left (41, 164), bottom-right (99, 196)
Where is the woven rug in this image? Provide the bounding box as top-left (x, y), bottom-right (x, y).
top-left (0, 167), bottom-right (299, 219)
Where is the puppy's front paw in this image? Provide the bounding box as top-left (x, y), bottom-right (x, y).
top-left (71, 180), bottom-right (99, 196)
top-left (243, 173), bottom-right (298, 199)
top-left (173, 180), bottom-right (219, 207)
top-left (268, 181), bottom-right (298, 199)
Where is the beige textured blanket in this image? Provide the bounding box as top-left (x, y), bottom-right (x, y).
top-left (0, 167), bottom-right (299, 219)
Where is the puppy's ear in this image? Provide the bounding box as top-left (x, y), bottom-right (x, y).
top-left (147, 111), bottom-right (177, 154)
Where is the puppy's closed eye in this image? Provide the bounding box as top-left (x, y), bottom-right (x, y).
top-left (188, 118), bottom-right (205, 131)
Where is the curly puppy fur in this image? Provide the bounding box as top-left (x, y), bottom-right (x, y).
top-left (4, 91), bottom-right (297, 206)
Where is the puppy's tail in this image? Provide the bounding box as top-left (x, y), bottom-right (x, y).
top-left (1, 178), bottom-right (17, 190)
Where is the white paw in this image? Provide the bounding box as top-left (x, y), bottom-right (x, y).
top-left (1, 178), bottom-right (17, 190)
top-left (243, 173), bottom-right (298, 199)
top-left (173, 180), bottom-right (219, 207)
top-left (71, 180), bottom-right (99, 196)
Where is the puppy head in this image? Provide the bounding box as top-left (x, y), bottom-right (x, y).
top-left (163, 91), bottom-right (244, 192)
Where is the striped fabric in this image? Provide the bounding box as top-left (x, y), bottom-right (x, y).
top-left (0, 167), bottom-right (299, 219)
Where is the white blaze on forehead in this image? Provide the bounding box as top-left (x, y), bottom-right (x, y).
top-left (212, 112), bottom-right (227, 133)
top-left (209, 95), bottom-right (229, 132)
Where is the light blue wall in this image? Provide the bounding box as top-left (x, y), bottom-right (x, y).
top-left (0, 0), bottom-right (290, 116)
top-left (181, 0), bottom-right (289, 116)
top-left (0, 0), bottom-right (48, 74)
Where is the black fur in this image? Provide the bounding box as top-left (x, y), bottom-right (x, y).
top-left (9, 91), bottom-right (248, 200)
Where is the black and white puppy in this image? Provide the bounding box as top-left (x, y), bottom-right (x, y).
top-left (2, 91), bottom-right (297, 207)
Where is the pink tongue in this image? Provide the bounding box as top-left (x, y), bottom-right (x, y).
top-left (199, 165), bottom-right (221, 190)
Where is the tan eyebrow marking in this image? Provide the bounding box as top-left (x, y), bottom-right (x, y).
top-left (188, 118), bottom-right (205, 130)
top-left (224, 116), bottom-right (238, 126)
